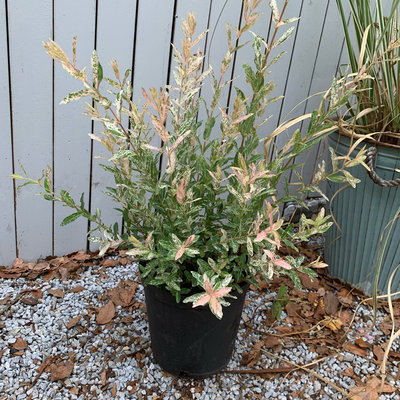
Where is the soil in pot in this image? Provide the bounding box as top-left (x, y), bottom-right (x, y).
top-left (143, 282), bottom-right (249, 378)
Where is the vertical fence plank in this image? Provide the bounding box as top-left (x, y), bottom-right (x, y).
top-left (53, 0), bottom-right (96, 256)
top-left (88, 0), bottom-right (139, 249)
top-left (273, 1), bottom-right (329, 198)
top-left (0, 1), bottom-right (16, 265)
top-left (132, 0), bottom-right (175, 103)
top-left (8, 0), bottom-right (53, 261)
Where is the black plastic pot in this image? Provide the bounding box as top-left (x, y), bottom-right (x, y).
top-left (143, 283), bottom-right (249, 378)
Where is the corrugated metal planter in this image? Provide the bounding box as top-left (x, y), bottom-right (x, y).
top-left (325, 131), bottom-right (400, 295)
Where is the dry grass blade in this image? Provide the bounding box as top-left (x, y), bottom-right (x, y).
top-left (380, 264), bottom-right (400, 391)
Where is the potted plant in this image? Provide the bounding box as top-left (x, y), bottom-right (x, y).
top-left (13, 1), bottom-right (362, 377)
top-left (325, 0), bottom-right (400, 296)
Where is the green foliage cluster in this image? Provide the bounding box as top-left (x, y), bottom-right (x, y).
top-left (13, 0), bottom-right (366, 316)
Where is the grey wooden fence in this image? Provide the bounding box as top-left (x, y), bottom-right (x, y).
top-left (0, 0), bottom-right (347, 266)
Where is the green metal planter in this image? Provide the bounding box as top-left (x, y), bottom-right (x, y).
top-left (325, 131), bottom-right (400, 295)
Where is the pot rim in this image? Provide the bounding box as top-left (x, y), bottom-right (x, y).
top-left (335, 121), bottom-right (400, 150)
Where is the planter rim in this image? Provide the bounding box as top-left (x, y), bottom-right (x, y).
top-left (143, 281), bottom-right (250, 310)
top-left (336, 124), bottom-right (400, 151)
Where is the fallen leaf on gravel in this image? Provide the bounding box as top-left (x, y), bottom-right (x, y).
top-left (241, 348), bottom-right (262, 368)
top-left (71, 250), bottom-right (92, 261)
top-left (324, 292), bottom-right (339, 315)
top-left (324, 317), bottom-right (343, 332)
top-left (0, 349), bottom-right (4, 361)
top-left (263, 335), bottom-right (281, 348)
top-left (21, 296), bottom-right (39, 305)
top-left (70, 285), bottom-right (85, 293)
top-left (120, 315), bottom-right (134, 323)
top-left (336, 309), bottom-right (353, 326)
top-left (69, 388), bottom-right (79, 395)
top-left (343, 367), bottom-right (355, 378)
top-left (349, 376), bottom-right (396, 400)
top-left (0, 296), bottom-right (11, 305)
top-left (111, 383), bottom-right (117, 397)
top-left (344, 343), bottom-right (368, 357)
top-left (285, 302), bottom-right (302, 317)
top-left (373, 345), bottom-right (385, 363)
top-left (48, 289), bottom-right (65, 298)
top-left (299, 273), bottom-right (320, 290)
top-left (96, 301), bottom-right (115, 325)
top-left (108, 281), bottom-right (138, 307)
top-left (12, 338), bottom-right (28, 350)
top-left (66, 316), bottom-right (81, 329)
top-left (30, 289), bottom-right (43, 299)
top-left (101, 259), bottom-right (120, 267)
top-left (100, 369), bottom-right (107, 386)
top-left (355, 338), bottom-right (369, 349)
top-left (49, 360), bottom-right (74, 381)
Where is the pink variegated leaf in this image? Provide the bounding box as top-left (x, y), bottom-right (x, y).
top-left (273, 258), bottom-right (291, 270)
top-left (209, 296), bottom-right (223, 319)
top-left (169, 130), bottom-right (191, 153)
top-left (254, 229), bottom-right (267, 243)
top-left (193, 294), bottom-right (210, 307)
top-left (232, 113), bottom-right (254, 124)
top-left (176, 178), bottom-right (187, 205)
top-left (203, 274), bottom-right (214, 295)
top-left (142, 88), bottom-right (157, 111)
top-left (150, 115), bottom-right (170, 143)
top-left (184, 234), bottom-right (195, 247)
top-left (174, 245), bottom-right (185, 261)
top-left (265, 249), bottom-right (275, 260)
top-left (214, 286), bottom-right (232, 298)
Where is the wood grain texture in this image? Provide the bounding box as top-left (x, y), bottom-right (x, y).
top-left (53, 0), bottom-right (96, 256)
top-left (8, 0), bottom-right (53, 261)
top-left (0, 1), bottom-right (16, 265)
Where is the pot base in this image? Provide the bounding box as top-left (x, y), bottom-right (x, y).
top-left (144, 283), bottom-right (249, 378)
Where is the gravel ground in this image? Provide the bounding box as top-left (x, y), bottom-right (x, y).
top-left (0, 260), bottom-right (399, 399)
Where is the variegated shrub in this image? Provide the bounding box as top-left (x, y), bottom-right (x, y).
top-left (14, 0), bottom-right (365, 319)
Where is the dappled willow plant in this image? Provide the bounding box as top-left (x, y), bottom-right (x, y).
top-left (13, 0), bottom-right (365, 318)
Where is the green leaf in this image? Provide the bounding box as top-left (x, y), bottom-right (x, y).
top-left (43, 177), bottom-right (51, 193)
top-left (60, 212), bottom-right (82, 226)
top-left (246, 237), bottom-right (253, 256)
top-left (204, 117), bottom-right (215, 141)
top-left (60, 89), bottom-right (91, 104)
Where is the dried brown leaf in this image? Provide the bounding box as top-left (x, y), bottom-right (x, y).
top-left (355, 338), bottom-right (369, 349)
top-left (70, 285), bottom-right (85, 293)
top-left (101, 259), bottom-right (120, 267)
top-left (373, 345), bottom-right (385, 363)
top-left (49, 360), bottom-right (74, 381)
top-left (72, 250), bottom-right (91, 261)
top-left (12, 338), bottom-right (28, 350)
top-left (21, 296), bottom-right (39, 305)
top-left (48, 289), bottom-right (65, 299)
top-left (111, 383), bottom-right (117, 397)
top-left (263, 335), bottom-right (281, 348)
top-left (0, 296), bottom-right (11, 305)
top-left (344, 343), bottom-right (368, 357)
top-left (324, 292), bottom-right (339, 315)
top-left (108, 281), bottom-right (138, 308)
top-left (96, 301), bottom-right (115, 325)
top-left (66, 316), bottom-right (81, 329)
